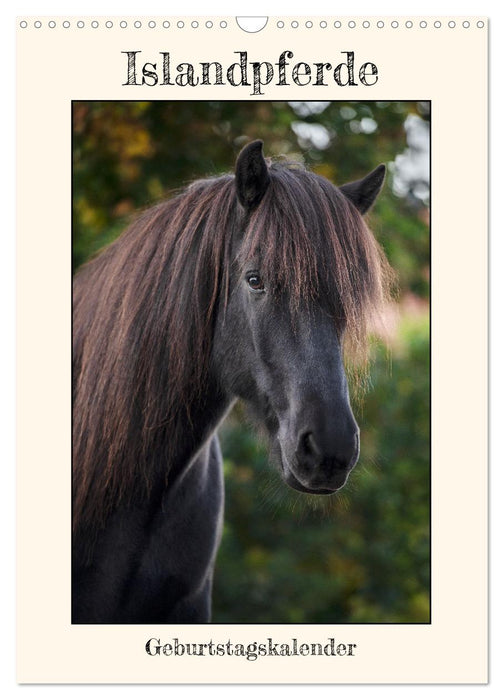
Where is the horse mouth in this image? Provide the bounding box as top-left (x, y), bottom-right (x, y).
top-left (281, 462), bottom-right (349, 495)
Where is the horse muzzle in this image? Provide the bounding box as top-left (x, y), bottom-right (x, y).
top-left (281, 426), bottom-right (360, 495)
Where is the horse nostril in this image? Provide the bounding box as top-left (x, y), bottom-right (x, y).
top-left (296, 429), bottom-right (359, 472)
top-left (297, 431), bottom-right (322, 467)
top-left (303, 432), bottom-right (318, 456)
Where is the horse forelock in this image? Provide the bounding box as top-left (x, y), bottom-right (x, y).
top-left (241, 164), bottom-right (393, 361)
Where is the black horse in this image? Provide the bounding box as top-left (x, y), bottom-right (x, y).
top-left (72, 140), bottom-right (391, 623)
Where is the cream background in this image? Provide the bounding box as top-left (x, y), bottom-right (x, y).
top-left (16, 17), bottom-right (487, 684)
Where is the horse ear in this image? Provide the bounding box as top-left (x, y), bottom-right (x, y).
top-left (235, 140), bottom-right (271, 210)
top-left (339, 164), bottom-right (386, 214)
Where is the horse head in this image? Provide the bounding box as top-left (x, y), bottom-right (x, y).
top-left (212, 140), bottom-right (387, 495)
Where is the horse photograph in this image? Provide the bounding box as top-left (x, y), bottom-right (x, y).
top-left (72, 101), bottom-right (430, 624)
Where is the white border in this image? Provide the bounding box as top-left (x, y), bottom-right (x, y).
top-left (7, 1), bottom-right (502, 697)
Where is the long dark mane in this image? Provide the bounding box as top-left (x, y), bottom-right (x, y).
top-left (73, 158), bottom-right (392, 533)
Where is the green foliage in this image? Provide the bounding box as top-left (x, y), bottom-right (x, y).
top-left (73, 101), bottom-right (430, 623)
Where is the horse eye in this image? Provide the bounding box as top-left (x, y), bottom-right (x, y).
top-left (246, 272), bottom-right (265, 292)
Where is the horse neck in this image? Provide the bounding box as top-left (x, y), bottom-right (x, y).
top-left (167, 379), bottom-right (230, 482)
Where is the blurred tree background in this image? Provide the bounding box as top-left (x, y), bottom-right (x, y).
top-left (73, 101), bottom-right (430, 623)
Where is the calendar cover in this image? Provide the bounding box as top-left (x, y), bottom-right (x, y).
top-left (16, 15), bottom-right (487, 684)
